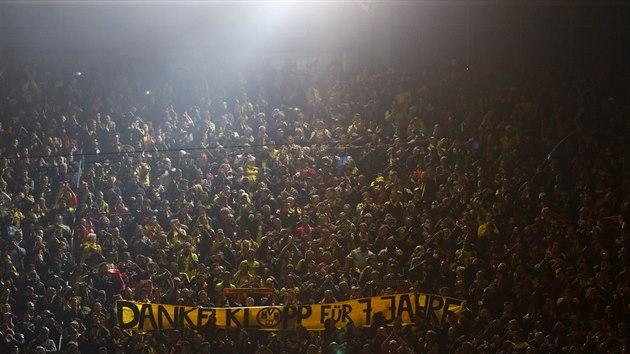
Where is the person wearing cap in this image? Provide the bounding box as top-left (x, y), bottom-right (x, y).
top-left (209, 229), bottom-right (229, 256)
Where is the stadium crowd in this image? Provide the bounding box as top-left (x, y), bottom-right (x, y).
top-left (0, 56), bottom-right (628, 354)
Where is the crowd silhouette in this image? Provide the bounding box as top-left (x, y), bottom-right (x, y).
top-left (0, 56), bottom-right (628, 353)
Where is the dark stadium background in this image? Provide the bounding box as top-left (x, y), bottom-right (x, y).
top-left (1, 1), bottom-right (628, 73)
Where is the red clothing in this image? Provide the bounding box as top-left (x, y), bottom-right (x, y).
top-left (295, 224), bottom-right (314, 240)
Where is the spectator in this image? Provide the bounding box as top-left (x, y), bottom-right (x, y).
top-left (0, 50), bottom-right (628, 353)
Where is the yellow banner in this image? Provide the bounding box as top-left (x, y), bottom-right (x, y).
top-left (117, 293), bottom-right (465, 331)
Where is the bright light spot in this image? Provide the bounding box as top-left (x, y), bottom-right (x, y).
top-left (145, 90), bottom-right (151, 95)
top-left (76, 71), bottom-right (82, 76)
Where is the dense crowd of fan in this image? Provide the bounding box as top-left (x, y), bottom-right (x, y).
top-left (0, 56), bottom-right (628, 354)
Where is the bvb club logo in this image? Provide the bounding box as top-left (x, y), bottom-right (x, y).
top-left (256, 307), bottom-right (282, 328)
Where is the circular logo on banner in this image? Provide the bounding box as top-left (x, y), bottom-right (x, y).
top-left (256, 307), bottom-right (282, 328)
